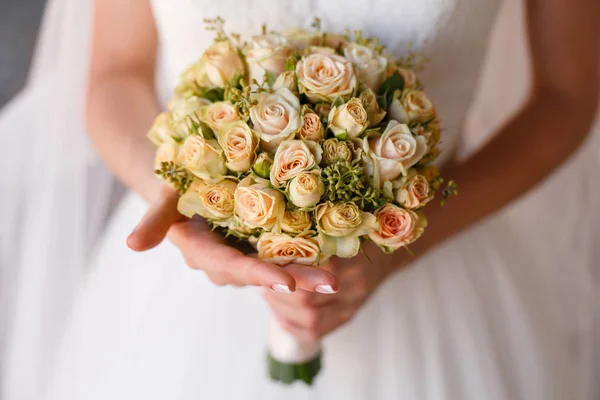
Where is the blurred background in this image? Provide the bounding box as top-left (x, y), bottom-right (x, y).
top-left (0, 0), bottom-right (46, 107)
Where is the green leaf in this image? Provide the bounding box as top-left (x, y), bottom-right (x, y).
top-left (378, 71), bottom-right (405, 109)
top-left (199, 87), bottom-right (225, 103)
top-left (265, 70), bottom-right (278, 88)
top-left (335, 132), bottom-right (351, 141)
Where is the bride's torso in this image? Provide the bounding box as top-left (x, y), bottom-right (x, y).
top-left (150, 0), bottom-right (502, 164)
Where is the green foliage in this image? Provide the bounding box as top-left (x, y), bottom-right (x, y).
top-left (378, 71), bottom-right (405, 110)
top-left (199, 87), bottom-right (225, 103)
top-left (154, 161), bottom-right (191, 194)
top-left (321, 160), bottom-right (386, 211)
top-left (441, 180), bottom-right (458, 207)
top-left (286, 54), bottom-right (301, 72)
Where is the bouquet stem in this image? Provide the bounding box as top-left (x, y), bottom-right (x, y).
top-left (267, 317), bottom-right (322, 385)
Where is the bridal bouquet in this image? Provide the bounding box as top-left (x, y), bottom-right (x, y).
top-left (149, 18), bottom-right (456, 385)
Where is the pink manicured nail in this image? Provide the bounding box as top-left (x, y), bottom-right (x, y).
top-left (315, 285), bottom-right (337, 294)
top-left (272, 284), bottom-right (292, 294)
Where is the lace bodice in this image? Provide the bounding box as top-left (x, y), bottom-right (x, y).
top-left (150, 0), bottom-right (502, 164)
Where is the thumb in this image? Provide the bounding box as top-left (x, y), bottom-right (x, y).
top-left (127, 188), bottom-right (183, 252)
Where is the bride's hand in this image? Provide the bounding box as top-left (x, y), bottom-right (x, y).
top-left (126, 186), bottom-right (339, 292)
top-left (264, 250), bottom-right (400, 341)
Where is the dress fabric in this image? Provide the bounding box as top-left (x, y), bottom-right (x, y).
top-left (1, 0), bottom-right (598, 399)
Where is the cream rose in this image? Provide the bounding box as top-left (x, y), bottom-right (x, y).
top-left (154, 141), bottom-right (180, 171)
top-left (147, 112), bottom-right (181, 145)
top-left (257, 232), bottom-right (321, 266)
top-left (296, 51), bottom-right (357, 102)
top-left (288, 170), bottom-right (325, 208)
top-left (177, 135), bottom-right (227, 180)
top-left (343, 43), bottom-right (387, 92)
top-left (363, 120), bottom-right (428, 187)
top-left (281, 210), bottom-right (313, 234)
top-left (273, 71), bottom-right (299, 96)
top-left (281, 28), bottom-right (323, 51)
top-left (368, 204), bottom-right (427, 253)
top-left (298, 111), bottom-right (325, 141)
top-left (168, 96), bottom-right (212, 121)
top-left (217, 121), bottom-right (258, 173)
top-left (252, 152), bottom-right (273, 179)
top-left (322, 138), bottom-right (354, 164)
top-left (181, 40), bottom-right (245, 88)
top-left (250, 88), bottom-right (301, 152)
top-left (359, 88), bottom-right (386, 126)
top-left (328, 98), bottom-right (369, 139)
top-left (245, 34), bottom-right (292, 84)
top-left (394, 170), bottom-right (434, 209)
top-left (234, 175), bottom-right (285, 230)
top-left (198, 102), bottom-right (241, 135)
top-left (270, 139), bottom-right (322, 188)
top-left (396, 67), bottom-right (419, 89)
top-left (400, 90), bottom-right (436, 123)
top-left (315, 202), bottom-right (378, 258)
top-left (177, 178), bottom-right (238, 223)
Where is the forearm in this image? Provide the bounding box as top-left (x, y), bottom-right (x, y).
top-left (415, 89), bottom-right (597, 254)
top-left (86, 72), bottom-right (164, 202)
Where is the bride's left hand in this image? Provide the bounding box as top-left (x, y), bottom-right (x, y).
top-left (264, 252), bottom-right (401, 341)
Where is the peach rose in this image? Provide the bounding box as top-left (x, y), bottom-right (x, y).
top-left (217, 121), bottom-right (258, 173)
top-left (281, 210), bottom-right (313, 234)
top-left (363, 120), bottom-right (428, 187)
top-left (298, 111), bottom-right (325, 141)
top-left (234, 175), bottom-right (285, 230)
top-left (250, 88), bottom-right (301, 152)
top-left (322, 138), bottom-right (354, 165)
top-left (198, 102), bottom-right (241, 135)
top-left (177, 178), bottom-right (238, 224)
top-left (368, 204), bottom-right (427, 253)
top-left (394, 170), bottom-right (434, 209)
top-left (343, 43), bottom-right (387, 92)
top-left (270, 139), bottom-right (322, 188)
top-left (246, 34), bottom-right (293, 84)
top-left (273, 71), bottom-right (299, 96)
top-left (396, 67), bottom-right (419, 89)
top-left (328, 98), bottom-right (369, 139)
top-left (288, 170), bottom-right (325, 208)
top-left (148, 112), bottom-right (181, 146)
top-left (315, 202), bottom-right (378, 258)
top-left (257, 232), bottom-right (321, 266)
top-left (296, 51), bottom-right (357, 102)
top-left (400, 89), bottom-right (436, 123)
top-left (177, 135), bottom-right (227, 180)
top-left (154, 141), bottom-right (179, 171)
top-left (168, 95), bottom-right (212, 121)
top-left (359, 88), bottom-right (386, 126)
top-left (181, 40), bottom-right (245, 88)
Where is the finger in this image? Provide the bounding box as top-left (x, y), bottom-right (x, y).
top-left (282, 264), bottom-right (339, 294)
top-left (264, 287), bottom-right (338, 308)
top-left (265, 293), bottom-right (341, 331)
top-left (127, 188), bottom-right (182, 252)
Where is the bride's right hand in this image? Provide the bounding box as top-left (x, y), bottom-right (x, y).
top-left (126, 187), bottom-right (339, 293)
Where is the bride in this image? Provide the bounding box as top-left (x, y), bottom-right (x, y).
top-left (1, 0), bottom-right (598, 399)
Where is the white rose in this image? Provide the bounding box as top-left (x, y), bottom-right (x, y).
top-left (363, 121), bottom-right (428, 187)
top-left (270, 139), bottom-right (322, 188)
top-left (181, 40), bottom-right (245, 88)
top-left (234, 175), bottom-right (285, 230)
top-left (217, 121), bottom-right (258, 173)
top-left (177, 135), bottom-right (227, 180)
top-left (273, 71), bottom-right (299, 96)
top-left (328, 98), bottom-right (369, 139)
top-left (359, 88), bottom-right (386, 126)
top-left (296, 51), bottom-right (357, 102)
top-left (198, 101), bottom-right (241, 135)
top-left (343, 43), bottom-right (387, 92)
top-left (177, 178), bottom-right (238, 223)
top-left (298, 111), bottom-right (325, 141)
top-left (257, 232), bottom-right (321, 266)
top-left (245, 34), bottom-right (292, 84)
top-left (250, 88), bottom-right (301, 152)
top-left (281, 210), bottom-right (313, 234)
top-left (315, 202), bottom-right (378, 258)
top-left (288, 170), bottom-right (325, 208)
top-left (394, 170), bottom-right (434, 209)
top-left (368, 204), bottom-right (427, 253)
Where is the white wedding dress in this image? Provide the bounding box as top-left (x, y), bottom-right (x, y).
top-left (1, 0), bottom-right (599, 399)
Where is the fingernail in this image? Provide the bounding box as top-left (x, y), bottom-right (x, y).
top-left (315, 284), bottom-right (337, 294)
top-left (272, 284), bottom-right (292, 294)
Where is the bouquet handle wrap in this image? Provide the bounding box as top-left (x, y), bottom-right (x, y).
top-left (268, 316), bottom-right (322, 385)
